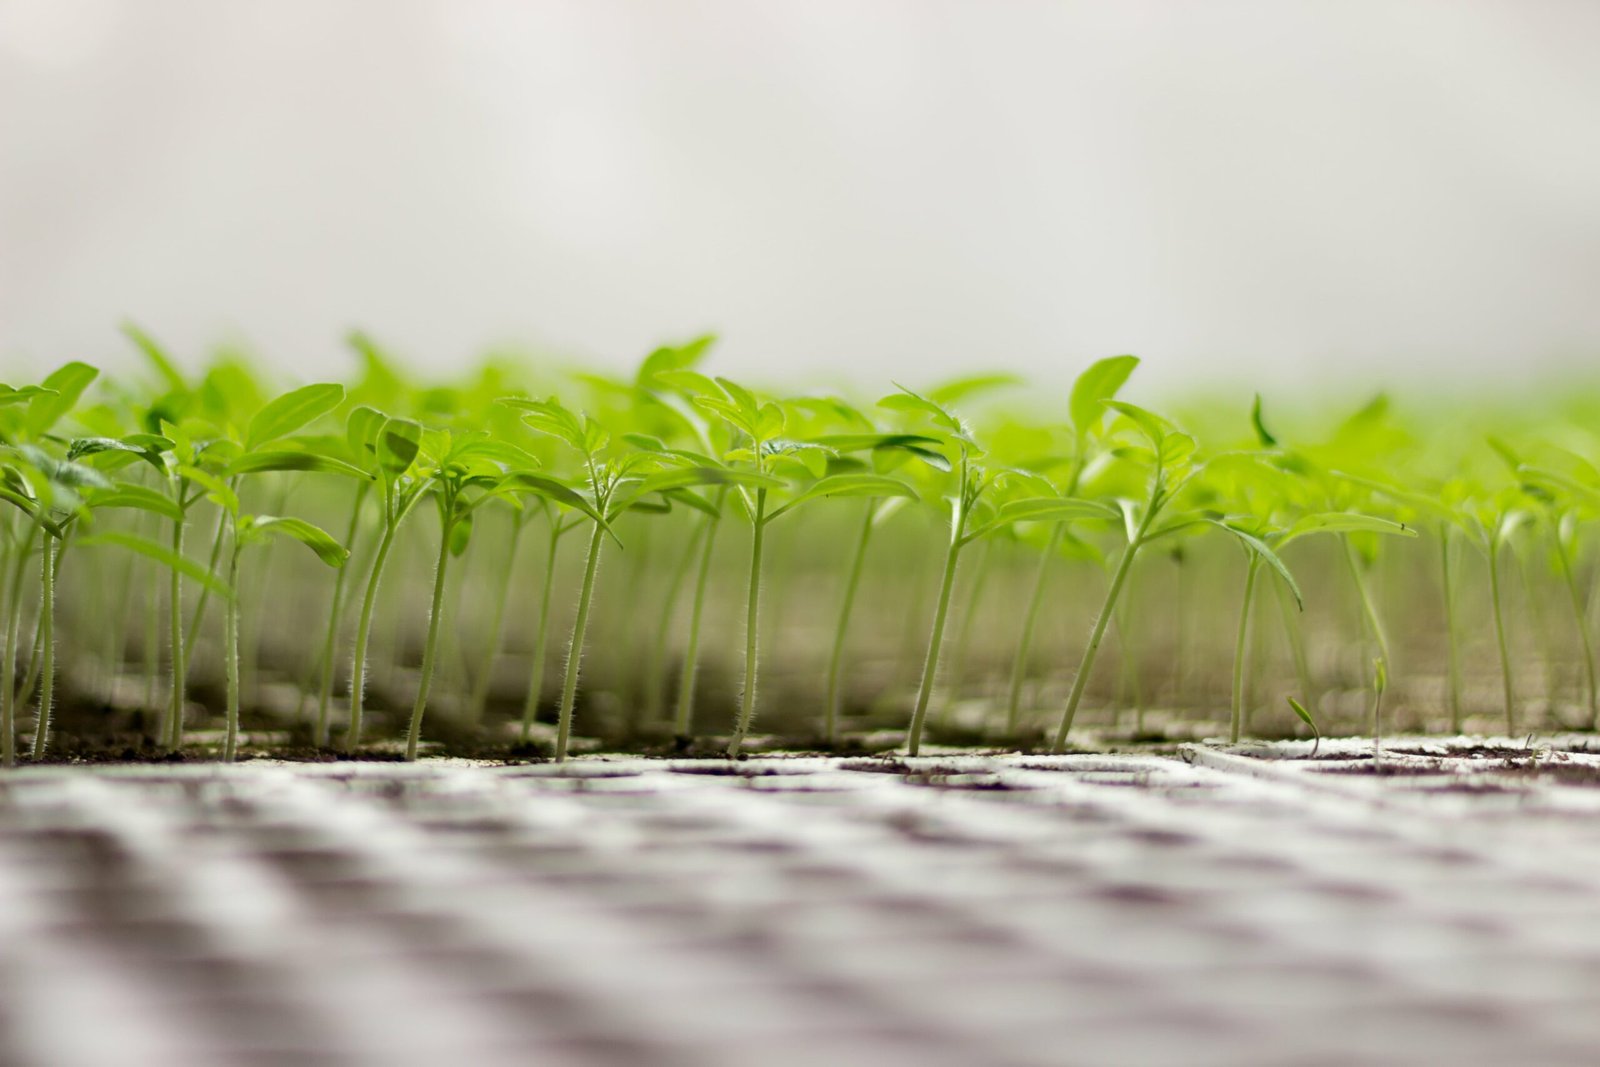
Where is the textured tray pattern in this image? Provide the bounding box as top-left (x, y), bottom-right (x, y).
top-left (3, 746), bottom-right (1600, 1066)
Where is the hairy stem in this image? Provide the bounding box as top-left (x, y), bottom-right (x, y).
top-left (555, 520), bottom-right (606, 762)
top-left (906, 532), bottom-right (962, 757)
top-left (1, 535), bottom-right (28, 768)
top-left (1052, 504), bottom-right (1157, 753)
top-left (345, 520), bottom-right (399, 751)
top-left (727, 489), bottom-right (769, 757)
top-left (824, 503), bottom-right (875, 743)
top-left (29, 536), bottom-right (60, 760)
top-left (313, 488), bottom-right (369, 746)
top-left (405, 516), bottom-right (455, 761)
top-left (674, 510), bottom-right (722, 737)
top-left (1007, 523), bottom-right (1064, 733)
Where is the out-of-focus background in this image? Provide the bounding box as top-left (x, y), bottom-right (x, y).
top-left (3, 0), bottom-right (1599, 393)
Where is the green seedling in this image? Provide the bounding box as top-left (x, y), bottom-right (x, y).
top-left (1288, 695), bottom-right (1320, 756)
top-left (675, 377), bottom-right (914, 755)
top-left (1005, 355), bottom-right (1139, 732)
top-left (1051, 400), bottom-right (1199, 753)
top-left (881, 385), bottom-right (1116, 756)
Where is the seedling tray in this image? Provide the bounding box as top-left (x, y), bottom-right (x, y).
top-left (4, 744), bottom-right (1600, 1064)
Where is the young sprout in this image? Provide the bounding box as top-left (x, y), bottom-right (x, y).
top-left (1288, 695), bottom-right (1321, 757)
top-left (344, 407), bottom-right (428, 750)
top-left (401, 431), bottom-right (536, 759)
top-left (1519, 460), bottom-right (1600, 727)
top-left (680, 377), bottom-right (913, 756)
top-left (1052, 400), bottom-right (1199, 753)
top-left (1006, 355), bottom-right (1140, 732)
top-left (0, 443), bottom-right (103, 764)
top-left (881, 385), bottom-right (1115, 755)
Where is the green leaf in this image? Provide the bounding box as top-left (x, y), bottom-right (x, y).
top-left (78, 530), bottom-right (233, 598)
top-left (0, 385), bottom-right (56, 408)
top-left (503, 472), bottom-right (608, 529)
top-left (25, 362), bottom-right (98, 438)
top-left (692, 395), bottom-right (756, 436)
top-left (346, 405), bottom-right (387, 461)
top-left (246, 383), bottom-right (345, 451)
top-left (962, 496), bottom-right (1120, 543)
top-left (652, 369), bottom-right (720, 397)
top-left (636, 335), bottom-right (716, 387)
top-left (1103, 399), bottom-right (1175, 449)
top-left (226, 450), bottom-right (371, 480)
top-left (501, 396), bottom-right (588, 452)
top-left (81, 484), bottom-right (186, 522)
top-left (122, 322), bottom-right (188, 393)
top-left (660, 488), bottom-right (722, 520)
top-left (1279, 512), bottom-right (1417, 546)
top-left (929, 373), bottom-right (1022, 406)
top-left (378, 418), bottom-right (423, 475)
top-left (634, 466), bottom-right (786, 496)
top-left (1250, 394), bottom-right (1277, 448)
top-left (1287, 696), bottom-right (1320, 756)
top-left (177, 464), bottom-right (239, 515)
top-left (249, 515), bottom-right (350, 567)
top-left (878, 385), bottom-right (957, 430)
top-left (807, 433), bottom-right (952, 472)
top-left (1207, 519), bottom-right (1304, 610)
top-left (767, 473), bottom-right (916, 522)
top-left (1069, 355), bottom-right (1139, 438)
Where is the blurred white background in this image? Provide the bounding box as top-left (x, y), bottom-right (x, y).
top-left (3, 0), bottom-right (1599, 393)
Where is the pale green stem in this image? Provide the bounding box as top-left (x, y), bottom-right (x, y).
top-left (183, 501), bottom-right (228, 663)
top-left (467, 516), bottom-right (523, 727)
top-left (520, 523), bottom-right (561, 742)
top-left (905, 469), bottom-right (975, 758)
top-left (1007, 523), bottom-right (1064, 732)
top-left (727, 489), bottom-right (769, 757)
top-left (1439, 524), bottom-right (1463, 733)
top-left (1487, 537), bottom-right (1516, 736)
top-left (223, 538), bottom-right (241, 762)
top-left (1052, 504), bottom-right (1158, 753)
top-left (405, 515), bottom-right (456, 761)
top-left (0, 528), bottom-right (32, 768)
top-left (674, 510), bottom-right (722, 736)
top-left (1230, 553), bottom-right (1261, 744)
top-left (555, 520), bottom-right (606, 762)
top-left (29, 536), bottom-right (60, 761)
top-left (645, 522), bottom-right (703, 725)
top-left (143, 538), bottom-right (160, 714)
top-left (942, 538), bottom-right (993, 721)
top-left (313, 489), bottom-right (370, 746)
top-left (824, 503), bottom-right (876, 743)
top-left (165, 512), bottom-right (186, 750)
top-left (1341, 536), bottom-right (1389, 745)
top-left (1552, 522), bottom-right (1598, 728)
top-left (346, 521), bottom-right (400, 752)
